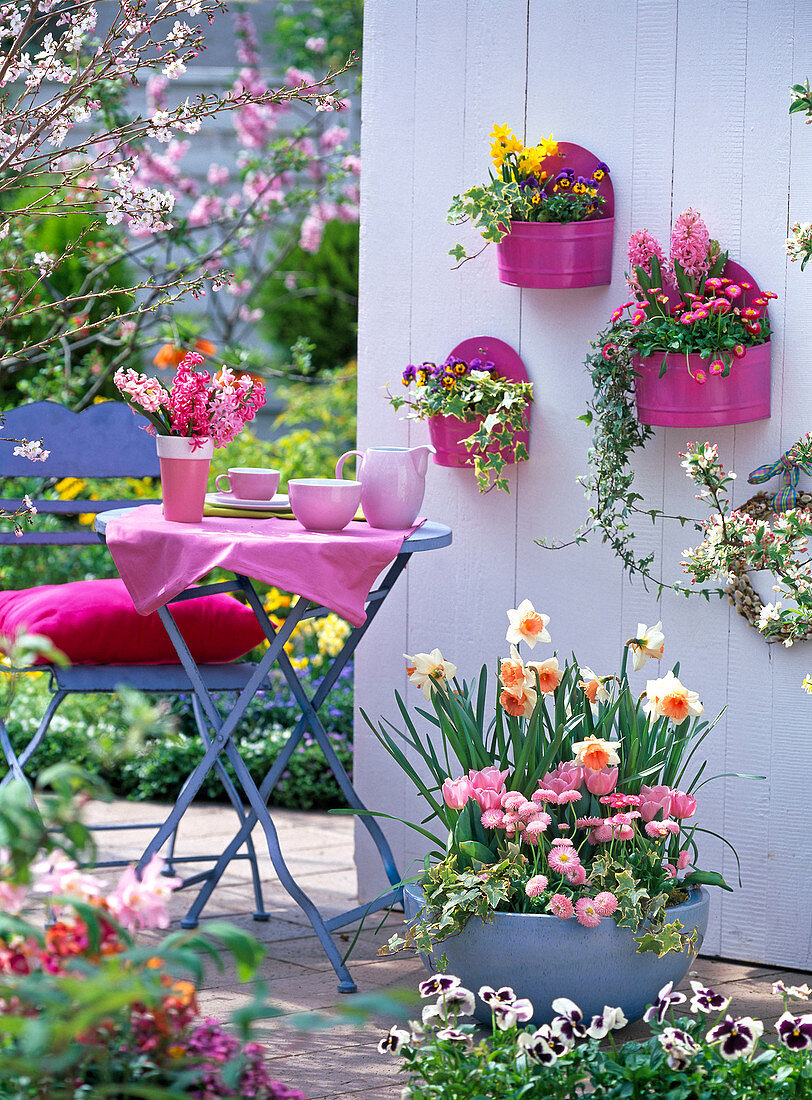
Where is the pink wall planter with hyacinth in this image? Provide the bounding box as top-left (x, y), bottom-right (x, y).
top-left (633, 261), bottom-right (771, 428)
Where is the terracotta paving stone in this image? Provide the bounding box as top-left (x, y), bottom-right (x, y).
top-left (91, 799), bottom-right (811, 1099)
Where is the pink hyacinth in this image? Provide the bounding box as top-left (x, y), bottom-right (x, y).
top-left (548, 893), bottom-right (575, 919)
top-left (593, 891), bottom-right (618, 917)
top-left (670, 207), bottom-right (711, 279)
top-left (669, 790), bottom-right (698, 819)
top-left (628, 228), bottom-right (667, 281)
top-left (575, 897), bottom-right (602, 928)
top-left (525, 874), bottom-right (548, 898)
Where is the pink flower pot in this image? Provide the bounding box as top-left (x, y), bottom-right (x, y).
top-left (496, 217), bottom-right (615, 289)
top-left (428, 414), bottom-right (530, 469)
top-left (156, 435), bottom-right (214, 522)
top-left (634, 343), bottom-right (771, 427)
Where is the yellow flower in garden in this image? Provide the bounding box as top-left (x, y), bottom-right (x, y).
top-left (531, 193), bottom-right (541, 205)
top-left (536, 133), bottom-right (559, 159)
top-left (291, 655), bottom-right (309, 671)
top-left (802, 675), bottom-right (812, 695)
top-left (490, 123), bottom-right (512, 143)
top-left (442, 376), bottom-right (456, 390)
top-left (265, 587), bottom-right (292, 612)
top-left (316, 613), bottom-right (350, 657)
top-left (55, 477), bottom-right (86, 501)
top-left (415, 369), bottom-right (428, 386)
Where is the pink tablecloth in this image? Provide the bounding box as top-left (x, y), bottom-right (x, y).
top-left (105, 505), bottom-right (423, 626)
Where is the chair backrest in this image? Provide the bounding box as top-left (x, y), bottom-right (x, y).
top-left (0, 401), bottom-right (161, 545)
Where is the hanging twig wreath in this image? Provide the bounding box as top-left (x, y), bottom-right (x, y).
top-left (681, 438), bottom-right (812, 647)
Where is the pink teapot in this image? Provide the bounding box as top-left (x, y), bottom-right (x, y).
top-left (335, 445), bottom-right (434, 529)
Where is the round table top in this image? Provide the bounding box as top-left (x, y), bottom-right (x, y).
top-left (94, 507), bottom-right (452, 554)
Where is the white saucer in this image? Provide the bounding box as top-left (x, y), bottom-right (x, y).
top-left (207, 492), bottom-right (291, 510)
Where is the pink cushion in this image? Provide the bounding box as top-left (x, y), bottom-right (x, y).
top-left (0, 579), bottom-right (266, 665)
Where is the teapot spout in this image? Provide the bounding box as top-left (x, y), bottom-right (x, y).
top-left (409, 444), bottom-right (435, 477)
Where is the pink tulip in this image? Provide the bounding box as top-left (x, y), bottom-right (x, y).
top-left (541, 764), bottom-right (584, 796)
top-left (468, 766), bottom-right (508, 792)
top-left (441, 776), bottom-right (473, 810)
top-left (585, 766), bottom-right (618, 797)
top-left (638, 784), bottom-right (673, 822)
top-left (669, 790), bottom-right (697, 819)
top-left (473, 787), bottom-right (503, 812)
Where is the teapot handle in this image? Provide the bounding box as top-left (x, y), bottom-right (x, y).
top-left (335, 450), bottom-right (363, 479)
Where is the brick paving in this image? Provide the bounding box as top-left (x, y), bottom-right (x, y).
top-left (88, 800), bottom-right (812, 1100)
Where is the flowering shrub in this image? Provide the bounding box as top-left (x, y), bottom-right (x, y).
top-left (447, 124), bottom-right (610, 263)
top-left (788, 80), bottom-right (812, 270)
top-left (680, 437), bottom-right (812, 650)
top-left (388, 355), bottom-right (533, 493)
top-left (114, 350), bottom-right (265, 447)
top-left (378, 973), bottom-right (812, 1100)
top-left (613, 208), bottom-right (775, 379)
top-left (368, 608), bottom-right (741, 959)
top-left (0, 768), bottom-right (304, 1099)
top-left (0, 1), bottom-right (357, 407)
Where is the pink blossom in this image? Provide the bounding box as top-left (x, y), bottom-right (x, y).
top-left (548, 847), bottom-right (581, 875)
top-left (588, 822), bottom-right (614, 844)
top-left (540, 764), bottom-right (584, 804)
top-left (518, 800), bottom-right (541, 822)
top-left (107, 854), bottom-right (180, 933)
top-left (32, 853), bottom-right (103, 900)
top-left (593, 891), bottom-right (618, 916)
top-left (481, 808), bottom-right (504, 829)
top-left (187, 194), bottom-right (223, 227)
top-left (665, 863), bottom-right (678, 877)
top-left (551, 838), bottom-right (575, 848)
top-left (645, 819), bottom-right (680, 839)
top-left (670, 207), bottom-right (711, 279)
top-left (442, 776), bottom-right (473, 810)
top-left (524, 817), bottom-right (550, 842)
top-left (677, 850), bottom-right (691, 870)
top-left (114, 368), bottom-right (169, 414)
top-left (724, 284), bottom-right (742, 299)
top-left (638, 784), bottom-right (673, 822)
top-left (320, 125), bottom-right (349, 152)
top-left (0, 882), bottom-right (27, 914)
top-left (548, 894), bottom-right (575, 918)
top-left (469, 767), bottom-right (509, 792)
top-left (501, 790), bottom-right (525, 812)
top-left (305, 36), bottom-right (327, 53)
top-left (207, 163), bottom-right (229, 186)
top-left (575, 897), bottom-right (602, 928)
top-left (669, 790), bottom-right (697, 819)
top-left (525, 875), bottom-right (548, 898)
top-left (565, 864), bottom-right (587, 886)
top-left (585, 767), bottom-right (618, 797)
top-left (299, 213), bottom-right (324, 253)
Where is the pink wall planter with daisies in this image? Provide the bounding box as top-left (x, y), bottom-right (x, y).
top-left (634, 261), bottom-right (771, 428)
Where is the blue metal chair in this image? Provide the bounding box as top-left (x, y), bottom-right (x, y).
top-left (0, 400), bottom-right (269, 918)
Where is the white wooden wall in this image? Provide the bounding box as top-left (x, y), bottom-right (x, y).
top-left (355, 0), bottom-right (812, 970)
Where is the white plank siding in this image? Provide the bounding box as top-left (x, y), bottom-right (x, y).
top-left (357, 0), bottom-right (812, 969)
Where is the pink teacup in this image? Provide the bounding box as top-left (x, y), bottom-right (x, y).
top-left (215, 466), bottom-right (280, 500)
top-left (288, 478), bottom-right (362, 532)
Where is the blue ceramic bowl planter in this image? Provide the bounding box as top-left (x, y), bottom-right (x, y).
top-left (403, 883), bottom-right (710, 1027)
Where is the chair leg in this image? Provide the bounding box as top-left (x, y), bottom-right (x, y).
top-left (181, 696), bottom-right (268, 924)
top-left (0, 687), bottom-right (68, 794)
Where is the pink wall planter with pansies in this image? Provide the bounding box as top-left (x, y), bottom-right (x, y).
top-left (428, 336), bottom-right (531, 469)
top-left (633, 261), bottom-right (771, 428)
top-left (495, 142), bottom-right (614, 289)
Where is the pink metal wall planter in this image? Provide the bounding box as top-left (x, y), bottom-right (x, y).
top-left (428, 336), bottom-right (531, 469)
top-left (495, 143), bottom-right (615, 290)
top-left (634, 262), bottom-right (771, 428)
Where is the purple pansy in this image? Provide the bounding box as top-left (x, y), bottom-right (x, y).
top-left (776, 1012), bottom-right (812, 1051)
top-left (706, 1014), bottom-right (764, 1060)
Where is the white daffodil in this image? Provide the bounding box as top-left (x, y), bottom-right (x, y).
top-left (628, 621), bottom-right (665, 671)
top-left (644, 671), bottom-right (703, 724)
top-left (578, 666), bottom-right (612, 705)
top-left (506, 599), bottom-right (551, 649)
top-left (403, 648), bottom-right (456, 700)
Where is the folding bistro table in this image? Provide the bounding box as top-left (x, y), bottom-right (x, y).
top-left (95, 507), bottom-right (451, 992)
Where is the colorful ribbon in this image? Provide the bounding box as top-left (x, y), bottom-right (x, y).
top-left (748, 448), bottom-right (812, 511)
